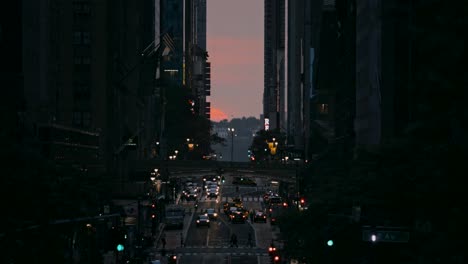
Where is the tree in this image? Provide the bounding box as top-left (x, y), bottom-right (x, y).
top-left (249, 129), bottom-right (286, 162)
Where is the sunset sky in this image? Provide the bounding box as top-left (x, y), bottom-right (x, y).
top-left (207, 0), bottom-right (264, 122)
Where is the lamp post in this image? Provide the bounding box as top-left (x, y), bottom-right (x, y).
top-left (227, 128), bottom-right (235, 165)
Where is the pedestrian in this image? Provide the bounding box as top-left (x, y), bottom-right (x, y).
top-left (247, 232), bottom-right (253, 247)
top-left (161, 237), bottom-right (166, 249)
top-left (230, 234), bottom-right (234, 247)
top-left (230, 233), bottom-right (238, 248)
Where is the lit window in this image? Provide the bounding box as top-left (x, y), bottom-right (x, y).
top-left (318, 103), bottom-right (329, 114)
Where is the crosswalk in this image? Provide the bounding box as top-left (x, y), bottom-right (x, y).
top-left (198, 196), bottom-right (264, 202)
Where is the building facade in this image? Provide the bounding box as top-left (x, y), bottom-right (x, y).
top-left (160, 0), bottom-right (184, 86)
top-left (354, 0), bottom-right (414, 150)
top-left (21, 0), bottom-right (160, 179)
top-left (264, 0), bottom-right (286, 131)
top-left (184, 0), bottom-right (211, 119)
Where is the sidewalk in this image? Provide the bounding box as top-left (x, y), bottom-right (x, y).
top-left (145, 196), bottom-right (195, 263)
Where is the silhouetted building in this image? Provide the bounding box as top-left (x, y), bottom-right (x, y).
top-left (264, 0), bottom-right (285, 131)
top-left (21, 1), bottom-right (160, 178)
top-left (354, 0), bottom-right (414, 150)
top-left (1, 0), bottom-right (23, 145)
top-left (184, 0), bottom-right (211, 119)
top-left (161, 0), bottom-right (184, 86)
top-left (286, 0), bottom-right (305, 156)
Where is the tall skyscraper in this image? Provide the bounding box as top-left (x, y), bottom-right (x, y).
top-left (286, 0), bottom-right (305, 153)
top-left (355, 0), bottom-right (414, 149)
top-left (21, 0), bottom-right (160, 180)
top-left (264, 0), bottom-right (285, 131)
top-left (185, 0), bottom-right (211, 119)
top-left (161, 0), bottom-right (184, 86)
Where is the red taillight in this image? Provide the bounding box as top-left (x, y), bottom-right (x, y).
top-left (151, 214), bottom-right (156, 218)
top-left (172, 255), bottom-right (177, 260)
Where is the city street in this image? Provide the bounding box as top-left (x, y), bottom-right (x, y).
top-left (148, 173), bottom-right (279, 264)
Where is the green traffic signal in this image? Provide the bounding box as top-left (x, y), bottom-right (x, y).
top-left (116, 244), bottom-right (124, 251)
top-left (327, 240), bottom-right (334, 246)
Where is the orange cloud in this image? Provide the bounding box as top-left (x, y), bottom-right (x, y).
top-left (211, 107), bottom-right (229, 122)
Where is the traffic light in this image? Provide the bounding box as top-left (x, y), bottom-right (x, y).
top-left (109, 227), bottom-right (126, 252)
top-left (300, 198), bottom-right (305, 204)
top-left (327, 239), bottom-right (334, 247)
top-left (273, 255), bottom-right (280, 263)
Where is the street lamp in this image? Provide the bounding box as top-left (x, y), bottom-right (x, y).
top-left (227, 128), bottom-right (235, 165)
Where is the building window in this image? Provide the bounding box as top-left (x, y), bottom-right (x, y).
top-left (83, 32), bottom-right (91, 44)
top-left (318, 103), bottom-right (329, 114)
top-left (73, 31), bottom-right (91, 45)
top-left (82, 56), bottom-right (91, 65)
top-left (74, 32), bottom-right (82, 45)
top-left (82, 111), bottom-right (91, 127)
top-left (73, 111), bottom-right (82, 126)
top-left (74, 82), bottom-right (91, 100)
top-left (73, 1), bottom-right (91, 15)
top-left (73, 111), bottom-right (91, 128)
top-left (74, 56), bottom-right (91, 66)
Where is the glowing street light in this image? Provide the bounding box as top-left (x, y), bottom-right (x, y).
top-left (227, 128), bottom-right (235, 164)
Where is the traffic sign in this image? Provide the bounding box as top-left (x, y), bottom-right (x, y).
top-left (362, 229), bottom-right (410, 243)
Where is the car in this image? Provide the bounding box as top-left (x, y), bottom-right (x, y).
top-left (228, 206), bottom-right (239, 216)
top-left (203, 175), bottom-right (218, 182)
top-left (223, 202), bottom-right (236, 214)
top-left (267, 196), bottom-right (283, 207)
top-left (230, 211), bottom-right (246, 223)
top-left (206, 183), bottom-right (219, 192)
top-left (207, 187), bottom-right (219, 198)
top-left (185, 190), bottom-right (198, 201)
top-left (196, 214), bottom-right (210, 227)
top-left (205, 208), bottom-right (218, 220)
top-left (253, 210), bottom-right (267, 223)
top-left (232, 197), bottom-right (243, 208)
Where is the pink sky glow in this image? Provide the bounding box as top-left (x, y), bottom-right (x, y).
top-left (207, 0), bottom-right (264, 121)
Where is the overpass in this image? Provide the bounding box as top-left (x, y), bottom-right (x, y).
top-left (134, 159), bottom-right (301, 179)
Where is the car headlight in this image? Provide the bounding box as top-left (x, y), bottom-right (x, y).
top-left (196, 220), bottom-right (200, 223)
top-left (206, 220), bottom-right (210, 222)
top-left (214, 213), bottom-right (218, 217)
